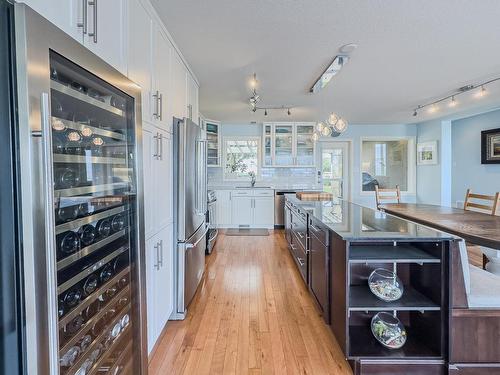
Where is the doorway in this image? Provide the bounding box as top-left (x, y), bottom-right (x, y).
top-left (320, 141), bottom-right (350, 200)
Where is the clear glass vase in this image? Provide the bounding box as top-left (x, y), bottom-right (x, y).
top-left (368, 268), bottom-right (404, 302)
top-left (371, 312), bottom-right (407, 349)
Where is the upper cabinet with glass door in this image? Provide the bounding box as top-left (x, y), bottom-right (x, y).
top-left (262, 122), bottom-right (315, 167)
top-left (206, 119), bottom-right (221, 167)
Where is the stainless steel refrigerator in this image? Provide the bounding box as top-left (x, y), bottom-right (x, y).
top-left (173, 117), bottom-right (208, 319)
top-left (14, 4), bottom-right (147, 375)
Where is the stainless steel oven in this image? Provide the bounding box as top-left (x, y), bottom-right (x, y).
top-left (206, 190), bottom-right (218, 254)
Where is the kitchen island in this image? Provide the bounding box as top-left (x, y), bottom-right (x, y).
top-left (284, 195), bottom-right (459, 375)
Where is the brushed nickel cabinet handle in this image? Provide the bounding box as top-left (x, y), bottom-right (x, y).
top-left (159, 93), bottom-right (163, 121)
top-left (158, 239), bottom-right (163, 267)
top-left (88, 0), bottom-right (97, 43)
top-left (77, 0), bottom-right (88, 34)
top-left (152, 91), bottom-right (159, 119)
top-left (152, 134), bottom-right (158, 159)
top-left (154, 242), bottom-right (160, 270)
top-left (159, 133), bottom-right (163, 160)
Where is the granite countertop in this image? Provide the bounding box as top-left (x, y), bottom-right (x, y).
top-left (208, 183), bottom-right (321, 191)
top-left (285, 195), bottom-right (456, 242)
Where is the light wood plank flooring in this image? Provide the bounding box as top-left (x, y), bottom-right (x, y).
top-left (148, 230), bottom-right (352, 375)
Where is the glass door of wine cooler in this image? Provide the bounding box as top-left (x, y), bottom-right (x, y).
top-left (49, 51), bottom-right (138, 375)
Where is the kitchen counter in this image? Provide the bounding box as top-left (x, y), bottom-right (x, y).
top-left (208, 183), bottom-right (320, 191)
top-left (285, 194), bottom-right (455, 242)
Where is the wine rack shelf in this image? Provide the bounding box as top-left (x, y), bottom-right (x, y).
top-left (87, 326), bottom-right (131, 375)
top-left (53, 154), bottom-right (127, 166)
top-left (58, 267), bottom-right (129, 327)
top-left (51, 80), bottom-right (125, 117)
top-left (57, 229), bottom-right (127, 271)
top-left (55, 206), bottom-right (126, 234)
top-left (51, 116), bottom-right (127, 141)
top-left (55, 182), bottom-right (129, 198)
top-left (57, 245), bottom-right (128, 294)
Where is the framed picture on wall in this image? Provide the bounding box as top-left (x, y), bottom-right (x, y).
top-left (481, 128), bottom-right (500, 164)
top-left (417, 141), bottom-right (438, 165)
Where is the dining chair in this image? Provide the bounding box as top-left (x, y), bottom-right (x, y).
top-left (463, 189), bottom-right (499, 215)
top-left (375, 185), bottom-right (401, 209)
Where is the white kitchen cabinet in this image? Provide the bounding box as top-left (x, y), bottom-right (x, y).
top-left (229, 189), bottom-right (275, 228)
top-left (142, 124), bottom-right (173, 238)
top-left (152, 27), bottom-right (173, 132)
top-left (215, 190), bottom-right (232, 226)
top-left (171, 52), bottom-right (187, 119)
top-left (83, 0), bottom-right (127, 74)
top-left (145, 224), bottom-right (173, 353)
top-left (206, 120), bottom-right (221, 167)
top-left (262, 122), bottom-right (315, 167)
top-left (19, 0), bottom-right (84, 42)
top-left (186, 73), bottom-right (199, 123)
top-left (253, 196), bottom-right (275, 226)
top-left (231, 196), bottom-right (253, 226)
top-left (127, 0), bottom-right (153, 126)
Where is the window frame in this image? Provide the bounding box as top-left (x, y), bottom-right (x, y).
top-left (359, 136), bottom-right (416, 195)
top-left (222, 136), bottom-right (262, 181)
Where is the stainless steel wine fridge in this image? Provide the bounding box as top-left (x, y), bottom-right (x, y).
top-left (14, 4), bottom-right (147, 375)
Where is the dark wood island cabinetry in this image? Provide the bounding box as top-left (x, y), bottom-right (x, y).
top-left (284, 195), bottom-right (458, 375)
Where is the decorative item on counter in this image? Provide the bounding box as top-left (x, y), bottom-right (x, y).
top-left (371, 312), bottom-right (407, 349)
top-left (368, 268), bottom-right (404, 302)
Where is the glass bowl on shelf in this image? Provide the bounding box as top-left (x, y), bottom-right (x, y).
top-left (371, 312), bottom-right (407, 349)
top-left (368, 268), bottom-right (404, 302)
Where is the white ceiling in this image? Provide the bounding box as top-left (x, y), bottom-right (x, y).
top-left (151, 0), bottom-right (500, 124)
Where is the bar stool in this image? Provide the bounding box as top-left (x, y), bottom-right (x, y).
top-left (375, 185), bottom-right (401, 209)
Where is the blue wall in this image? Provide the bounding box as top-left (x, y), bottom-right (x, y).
top-left (416, 108), bottom-right (500, 207)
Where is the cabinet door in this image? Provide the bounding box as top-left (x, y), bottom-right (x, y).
top-left (142, 127), bottom-right (157, 239)
top-left (156, 224), bottom-right (174, 334)
top-left (253, 196), bottom-right (274, 226)
top-left (186, 74), bottom-right (199, 123)
top-left (127, 0), bottom-right (153, 125)
top-left (231, 196), bottom-right (253, 226)
top-left (156, 130), bottom-right (173, 229)
top-left (310, 233), bottom-right (329, 317)
top-left (145, 234), bottom-right (159, 353)
top-left (153, 28), bottom-right (172, 132)
top-left (84, 0), bottom-right (127, 74)
top-left (171, 52), bottom-right (187, 119)
top-left (206, 121), bottom-right (220, 166)
top-left (274, 123), bottom-right (294, 166)
top-left (20, 0), bottom-right (84, 42)
top-left (263, 123), bottom-right (273, 166)
top-left (295, 124), bottom-right (315, 166)
top-left (216, 190), bottom-right (232, 226)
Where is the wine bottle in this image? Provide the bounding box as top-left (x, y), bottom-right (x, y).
top-left (63, 130), bottom-right (84, 155)
top-left (82, 274), bottom-right (99, 297)
top-left (57, 231), bottom-right (80, 256)
top-left (78, 224), bottom-right (96, 247)
top-left (111, 213), bottom-right (126, 233)
top-left (99, 263), bottom-right (114, 284)
top-left (55, 166), bottom-right (81, 190)
top-left (96, 218), bottom-right (111, 238)
top-left (56, 204), bottom-right (79, 223)
top-left (62, 287), bottom-right (83, 309)
top-left (64, 314), bottom-right (84, 336)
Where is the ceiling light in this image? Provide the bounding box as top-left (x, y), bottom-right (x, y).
top-left (250, 73), bottom-right (258, 89)
top-left (310, 55), bottom-right (350, 93)
top-left (449, 96), bottom-right (457, 107)
top-left (287, 108), bottom-right (291, 116)
top-left (339, 43), bottom-right (358, 54)
top-left (328, 112), bottom-right (340, 126)
top-left (311, 131), bottom-right (320, 142)
top-left (413, 109), bottom-right (418, 117)
top-left (321, 125), bottom-right (332, 137)
top-left (477, 85), bottom-right (487, 98)
top-left (316, 122), bottom-right (325, 132)
top-left (428, 104), bottom-right (438, 113)
top-left (264, 109), bottom-right (268, 116)
top-left (333, 118), bottom-right (348, 133)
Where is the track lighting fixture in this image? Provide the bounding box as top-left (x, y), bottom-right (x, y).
top-left (247, 73), bottom-right (295, 116)
top-left (264, 109), bottom-right (268, 116)
top-left (412, 77), bottom-right (500, 117)
top-left (287, 108), bottom-right (291, 116)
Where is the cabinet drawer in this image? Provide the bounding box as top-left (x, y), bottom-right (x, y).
top-left (357, 361), bottom-right (446, 375)
top-left (292, 239), bottom-right (308, 284)
top-left (252, 189), bottom-right (274, 197)
top-left (232, 189), bottom-right (253, 196)
top-left (309, 218), bottom-right (328, 246)
top-left (291, 212), bottom-right (307, 249)
top-left (449, 365), bottom-right (500, 375)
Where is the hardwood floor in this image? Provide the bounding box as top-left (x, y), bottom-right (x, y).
top-left (148, 230), bottom-right (352, 375)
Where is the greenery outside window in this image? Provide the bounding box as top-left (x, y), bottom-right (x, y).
top-left (223, 136), bottom-right (260, 180)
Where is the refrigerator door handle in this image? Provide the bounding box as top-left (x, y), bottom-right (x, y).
top-left (159, 93), bottom-right (163, 121)
top-left (39, 92), bottom-right (60, 375)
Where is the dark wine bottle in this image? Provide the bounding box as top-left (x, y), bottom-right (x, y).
top-left (90, 136), bottom-right (105, 157)
top-left (96, 218), bottom-right (111, 238)
top-left (111, 213), bottom-right (126, 233)
top-left (64, 314), bottom-right (84, 336)
top-left (99, 264), bottom-right (114, 284)
top-left (83, 300), bottom-right (100, 321)
top-left (62, 287), bottom-right (83, 309)
top-left (55, 166), bottom-right (81, 190)
top-left (63, 130), bottom-right (84, 155)
top-left (78, 224), bottom-right (96, 247)
top-left (56, 204), bottom-right (79, 223)
top-left (57, 231), bottom-right (80, 256)
top-left (82, 274), bottom-right (99, 297)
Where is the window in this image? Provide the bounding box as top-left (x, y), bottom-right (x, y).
top-left (223, 137), bottom-right (260, 180)
top-left (361, 138), bottom-right (415, 192)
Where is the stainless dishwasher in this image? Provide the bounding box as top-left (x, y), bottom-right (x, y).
top-left (274, 190), bottom-right (299, 228)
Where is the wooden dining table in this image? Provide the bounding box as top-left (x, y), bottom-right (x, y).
top-left (379, 203), bottom-right (500, 249)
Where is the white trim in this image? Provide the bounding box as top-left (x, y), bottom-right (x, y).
top-left (359, 136), bottom-right (416, 196)
top-left (317, 139), bottom-right (353, 201)
top-left (222, 136), bottom-right (262, 181)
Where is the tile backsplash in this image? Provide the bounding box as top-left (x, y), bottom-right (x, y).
top-left (208, 167), bottom-right (318, 186)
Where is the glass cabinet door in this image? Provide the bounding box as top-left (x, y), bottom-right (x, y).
top-left (263, 124), bottom-right (273, 166)
top-left (295, 124), bottom-right (315, 166)
top-left (50, 51), bottom-right (136, 375)
top-left (206, 122), bottom-right (219, 166)
top-left (274, 124), bottom-right (294, 166)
